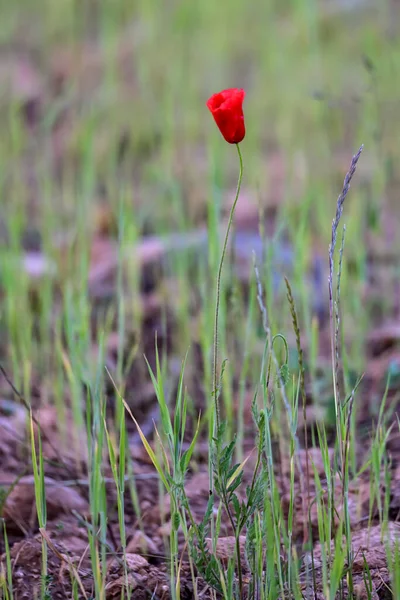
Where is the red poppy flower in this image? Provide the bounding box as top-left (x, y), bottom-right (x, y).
top-left (206, 88), bottom-right (246, 144)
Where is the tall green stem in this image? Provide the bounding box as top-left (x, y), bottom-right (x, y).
top-left (212, 143), bottom-right (243, 429)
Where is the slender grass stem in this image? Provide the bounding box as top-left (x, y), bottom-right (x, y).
top-left (212, 143), bottom-right (243, 429)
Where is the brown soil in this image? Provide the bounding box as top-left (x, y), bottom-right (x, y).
top-left (1, 235), bottom-right (400, 599)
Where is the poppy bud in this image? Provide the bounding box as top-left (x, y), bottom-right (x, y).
top-left (206, 88), bottom-right (246, 144)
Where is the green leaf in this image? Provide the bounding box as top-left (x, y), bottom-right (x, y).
top-left (232, 493), bottom-right (241, 519)
top-left (172, 511), bottom-right (180, 531)
top-left (180, 413), bottom-right (201, 473)
top-left (122, 397), bottom-right (171, 492)
top-left (144, 353), bottom-right (173, 440)
top-left (277, 363), bottom-right (290, 387)
top-left (227, 472), bottom-right (243, 496)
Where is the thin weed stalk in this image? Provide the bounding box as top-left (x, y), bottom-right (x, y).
top-left (86, 345), bottom-right (109, 600)
top-left (29, 411), bottom-right (48, 599)
top-left (284, 277), bottom-right (311, 545)
top-left (212, 143), bottom-right (243, 429)
top-left (254, 258), bottom-right (306, 547)
top-left (328, 145), bottom-right (363, 599)
top-left (1, 521), bottom-right (13, 600)
top-left (103, 401), bottom-right (128, 595)
top-left (328, 145), bottom-right (363, 463)
top-left (237, 274), bottom-right (257, 461)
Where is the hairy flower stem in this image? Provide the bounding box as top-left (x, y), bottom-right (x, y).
top-left (212, 143), bottom-right (243, 430)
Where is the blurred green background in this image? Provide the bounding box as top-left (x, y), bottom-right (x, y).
top-left (2, 6), bottom-right (400, 598)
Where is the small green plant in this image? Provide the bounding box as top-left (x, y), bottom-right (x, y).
top-left (29, 411), bottom-right (48, 600)
top-left (1, 520), bottom-right (13, 600)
